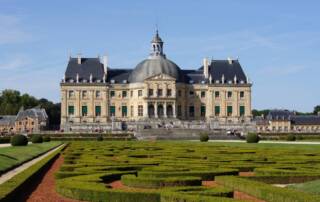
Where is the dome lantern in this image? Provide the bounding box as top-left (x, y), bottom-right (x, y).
top-left (150, 30), bottom-right (165, 58)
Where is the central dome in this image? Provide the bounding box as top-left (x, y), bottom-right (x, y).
top-left (128, 57), bottom-right (181, 83)
top-left (128, 30), bottom-right (182, 83)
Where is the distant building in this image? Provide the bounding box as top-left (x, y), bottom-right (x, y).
top-left (0, 116), bottom-right (16, 134)
top-left (256, 110), bottom-right (320, 133)
top-left (60, 31), bottom-right (253, 132)
top-left (15, 107), bottom-right (48, 133)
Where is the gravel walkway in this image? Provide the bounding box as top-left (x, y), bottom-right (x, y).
top-left (0, 144), bottom-right (64, 184)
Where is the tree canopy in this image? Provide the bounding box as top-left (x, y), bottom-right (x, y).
top-left (0, 89), bottom-right (60, 128)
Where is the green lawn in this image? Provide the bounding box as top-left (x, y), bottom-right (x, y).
top-left (289, 179), bottom-right (320, 195)
top-left (0, 141), bottom-right (61, 174)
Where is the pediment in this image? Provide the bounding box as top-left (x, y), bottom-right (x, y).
top-left (144, 73), bottom-right (176, 81)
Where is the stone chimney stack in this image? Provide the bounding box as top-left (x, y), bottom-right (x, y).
top-left (103, 55), bottom-right (108, 75)
top-left (77, 54), bottom-right (82, 65)
top-left (227, 57), bottom-right (233, 65)
top-left (203, 58), bottom-right (209, 79)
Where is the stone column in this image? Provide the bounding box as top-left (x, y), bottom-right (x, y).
top-left (155, 102), bottom-right (158, 118)
top-left (173, 102), bottom-right (176, 118)
top-left (164, 102), bottom-right (167, 118)
top-left (143, 102), bottom-right (148, 118)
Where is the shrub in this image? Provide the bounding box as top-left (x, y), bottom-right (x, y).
top-left (287, 134), bottom-right (296, 141)
top-left (200, 133), bottom-right (209, 142)
top-left (10, 135), bottom-right (28, 146)
top-left (296, 135), bottom-right (303, 140)
top-left (96, 136), bottom-right (103, 141)
top-left (246, 133), bottom-right (259, 143)
top-left (31, 134), bottom-right (43, 143)
top-left (43, 136), bottom-right (51, 142)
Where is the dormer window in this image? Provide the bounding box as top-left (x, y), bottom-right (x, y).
top-left (111, 79), bottom-right (115, 84)
top-left (240, 80), bottom-right (244, 84)
top-left (228, 80), bottom-right (232, 84)
top-left (96, 79), bottom-right (101, 83)
top-left (123, 80), bottom-right (127, 84)
top-left (189, 80), bottom-right (194, 84)
top-left (83, 79), bottom-right (87, 83)
top-left (69, 79), bottom-right (74, 83)
top-left (215, 80), bottom-right (220, 84)
top-left (201, 80), bottom-right (206, 84)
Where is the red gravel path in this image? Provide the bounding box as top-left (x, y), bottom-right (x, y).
top-left (234, 191), bottom-right (266, 202)
top-left (239, 171), bottom-right (255, 177)
top-left (26, 155), bottom-right (83, 202)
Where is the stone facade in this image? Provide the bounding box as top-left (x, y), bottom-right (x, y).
top-left (61, 31), bottom-right (253, 132)
top-left (256, 110), bottom-right (320, 133)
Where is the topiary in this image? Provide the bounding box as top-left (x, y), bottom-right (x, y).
top-left (246, 133), bottom-right (260, 143)
top-left (43, 136), bottom-right (51, 142)
top-left (11, 134), bottom-right (28, 146)
top-left (97, 135), bottom-right (103, 141)
top-left (199, 133), bottom-right (209, 142)
top-left (31, 134), bottom-right (43, 143)
top-left (287, 134), bottom-right (296, 141)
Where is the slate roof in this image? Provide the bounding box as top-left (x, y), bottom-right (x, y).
top-left (266, 110), bottom-right (294, 121)
top-left (16, 108), bottom-right (48, 122)
top-left (291, 115), bottom-right (320, 125)
top-left (0, 116), bottom-right (16, 126)
top-left (199, 60), bottom-right (248, 84)
top-left (65, 58), bottom-right (105, 82)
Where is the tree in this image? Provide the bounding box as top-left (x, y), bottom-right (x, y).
top-left (0, 89), bottom-right (61, 129)
top-left (314, 105), bottom-right (320, 115)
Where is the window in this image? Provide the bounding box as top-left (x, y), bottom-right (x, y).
top-left (68, 106), bottom-right (74, 115)
top-left (130, 106), bottom-right (134, 116)
top-left (201, 105), bottom-right (206, 117)
top-left (31, 121), bottom-right (34, 125)
top-left (167, 89), bottom-right (172, 96)
top-left (95, 91), bottom-right (101, 98)
top-left (82, 91), bottom-right (87, 98)
top-left (178, 90), bottom-right (182, 97)
top-left (95, 106), bottom-right (101, 116)
top-left (138, 90), bottom-right (142, 97)
top-left (148, 89), bottom-right (153, 96)
top-left (110, 91), bottom-right (115, 97)
top-left (189, 91), bottom-right (194, 96)
top-left (189, 106), bottom-right (195, 117)
top-left (240, 91), bottom-right (244, 98)
top-left (138, 105), bottom-right (143, 116)
top-left (109, 106), bottom-right (115, 116)
top-left (215, 106), bottom-right (220, 116)
top-left (227, 91), bottom-right (232, 98)
top-left (122, 91), bottom-right (127, 97)
top-left (68, 90), bottom-right (75, 98)
top-left (130, 91), bottom-right (133, 97)
top-left (239, 106), bottom-right (245, 116)
top-left (82, 106), bottom-right (88, 116)
top-left (201, 91), bottom-right (206, 98)
top-left (158, 89), bottom-right (163, 96)
top-left (215, 91), bottom-right (220, 98)
top-left (227, 106), bottom-right (233, 116)
top-left (177, 105), bottom-right (182, 117)
top-left (122, 106), bottom-right (127, 117)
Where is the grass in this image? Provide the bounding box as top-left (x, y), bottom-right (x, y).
top-left (289, 179), bottom-right (320, 195)
top-left (0, 141), bottom-right (61, 174)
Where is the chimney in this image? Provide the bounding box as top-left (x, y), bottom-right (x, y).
top-left (77, 54), bottom-right (82, 65)
top-left (103, 55), bottom-right (108, 75)
top-left (203, 58), bottom-right (209, 79)
top-left (227, 57), bottom-right (232, 65)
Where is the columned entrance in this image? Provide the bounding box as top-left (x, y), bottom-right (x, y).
top-left (167, 105), bottom-right (173, 118)
top-left (157, 104), bottom-right (164, 118)
top-left (148, 104), bottom-right (155, 118)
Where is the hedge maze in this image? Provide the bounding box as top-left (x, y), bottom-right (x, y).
top-left (56, 141), bottom-right (320, 202)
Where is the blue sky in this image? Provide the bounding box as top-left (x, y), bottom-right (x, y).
top-left (0, 0), bottom-right (319, 112)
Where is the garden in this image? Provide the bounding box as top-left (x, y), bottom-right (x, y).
top-left (54, 141), bottom-right (320, 202)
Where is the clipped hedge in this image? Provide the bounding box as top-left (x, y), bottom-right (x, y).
top-left (287, 134), bottom-right (296, 141)
top-left (246, 133), bottom-right (259, 143)
top-left (121, 174), bottom-right (202, 188)
top-left (31, 134), bottom-right (43, 144)
top-left (43, 136), bottom-right (51, 142)
top-left (10, 135), bottom-right (28, 146)
top-left (200, 133), bottom-right (209, 142)
top-left (216, 176), bottom-right (320, 202)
